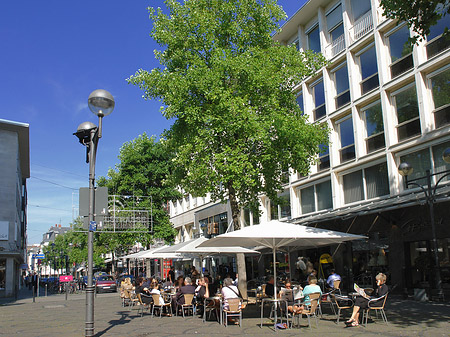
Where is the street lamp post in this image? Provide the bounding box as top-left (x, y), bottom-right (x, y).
top-left (74, 89), bottom-right (114, 337)
top-left (398, 147), bottom-right (450, 301)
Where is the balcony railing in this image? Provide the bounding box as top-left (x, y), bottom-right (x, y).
top-left (325, 33), bottom-right (345, 58)
top-left (350, 11), bottom-right (373, 43)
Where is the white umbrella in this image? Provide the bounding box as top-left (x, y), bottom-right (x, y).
top-left (198, 220), bottom-right (365, 329)
top-left (140, 245), bottom-right (186, 259)
top-left (121, 250), bottom-right (149, 260)
top-left (158, 237), bottom-right (259, 275)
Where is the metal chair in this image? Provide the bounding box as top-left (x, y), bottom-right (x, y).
top-left (136, 293), bottom-right (151, 317)
top-left (331, 294), bottom-right (354, 324)
top-left (151, 294), bottom-right (172, 317)
top-left (362, 293), bottom-right (389, 326)
top-left (223, 298), bottom-right (242, 327)
top-left (181, 293), bottom-right (195, 317)
top-left (302, 292), bottom-right (321, 330)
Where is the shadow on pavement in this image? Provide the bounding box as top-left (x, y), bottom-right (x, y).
top-left (95, 310), bottom-right (139, 337)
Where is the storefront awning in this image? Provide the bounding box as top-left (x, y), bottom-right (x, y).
top-left (291, 185), bottom-right (450, 226)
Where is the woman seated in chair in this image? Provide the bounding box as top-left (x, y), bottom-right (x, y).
top-left (150, 280), bottom-right (166, 305)
top-left (221, 277), bottom-right (241, 324)
top-left (279, 279), bottom-right (302, 314)
top-left (346, 273), bottom-right (388, 327)
top-left (135, 277), bottom-right (153, 305)
top-left (292, 275), bottom-right (321, 314)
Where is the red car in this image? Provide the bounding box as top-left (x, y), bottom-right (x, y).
top-left (95, 275), bottom-right (117, 293)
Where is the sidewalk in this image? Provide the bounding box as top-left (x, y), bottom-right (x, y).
top-left (1, 289), bottom-right (449, 337)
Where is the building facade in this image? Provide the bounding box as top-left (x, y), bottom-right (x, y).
top-left (169, 0), bottom-right (450, 297)
top-left (0, 119), bottom-right (29, 298)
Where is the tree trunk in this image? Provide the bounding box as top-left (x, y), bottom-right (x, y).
top-left (227, 182), bottom-right (248, 299)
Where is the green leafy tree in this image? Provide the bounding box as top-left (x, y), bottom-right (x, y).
top-left (98, 133), bottom-right (181, 244)
top-left (380, 0), bottom-right (449, 44)
top-left (128, 0), bottom-right (329, 296)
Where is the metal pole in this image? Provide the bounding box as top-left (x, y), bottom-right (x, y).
top-left (426, 170), bottom-right (444, 301)
top-left (85, 127), bottom-right (98, 337)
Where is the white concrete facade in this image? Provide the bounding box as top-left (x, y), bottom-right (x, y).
top-left (169, 0), bottom-right (450, 236)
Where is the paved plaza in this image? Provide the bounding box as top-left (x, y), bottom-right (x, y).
top-left (1, 288), bottom-right (450, 337)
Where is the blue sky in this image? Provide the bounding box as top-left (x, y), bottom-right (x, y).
top-left (1, 0), bottom-right (306, 245)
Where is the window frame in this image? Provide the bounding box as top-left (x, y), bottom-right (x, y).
top-left (336, 114), bottom-right (356, 162)
top-left (356, 43), bottom-right (379, 94)
top-left (331, 62), bottom-right (350, 108)
top-left (298, 178), bottom-right (333, 215)
top-left (391, 82), bottom-right (421, 141)
top-left (306, 23), bottom-right (321, 53)
top-left (361, 100), bottom-right (385, 153)
top-left (428, 65), bottom-right (450, 128)
top-left (310, 77), bottom-right (326, 120)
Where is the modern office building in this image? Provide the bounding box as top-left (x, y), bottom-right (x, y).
top-left (0, 119), bottom-right (29, 298)
top-left (169, 0), bottom-right (450, 297)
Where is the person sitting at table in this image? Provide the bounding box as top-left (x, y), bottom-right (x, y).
top-left (221, 277), bottom-right (241, 324)
top-left (135, 277), bottom-right (153, 305)
top-left (150, 280), bottom-right (165, 304)
top-left (175, 275), bottom-right (185, 291)
top-left (326, 269), bottom-right (341, 289)
top-left (195, 277), bottom-right (210, 300)
top-left (279, 279), bottom-right (303, 314)
top-left (265, 275), bottom-right (275, 298)
top-left (302, 275), bottom-right (322, 307)
top-left (175, 276), bottom-right (196, 306)
top-left (346, 273), bottom-right (388, 327)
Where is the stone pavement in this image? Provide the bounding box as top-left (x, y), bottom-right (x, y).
top-left (1, 288), bottom-right (450, 337)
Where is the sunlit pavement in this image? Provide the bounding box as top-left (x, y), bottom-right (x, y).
top-left (1, 289), bottom-right (450, 336)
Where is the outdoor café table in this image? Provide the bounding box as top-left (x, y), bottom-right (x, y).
top-left (203, 296), bottom-right (223, 325)
top-left (260, 298), bottom-right (288, 330)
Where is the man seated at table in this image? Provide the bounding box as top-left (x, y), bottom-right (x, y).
top-left (175, 276), bottom-right (196, 306)
top-left (279, 279), bottom-right (302, 314)
top-left (326, 269), bottom-right (341, 290)
top-left (265, 275), bottom-right (275, 298)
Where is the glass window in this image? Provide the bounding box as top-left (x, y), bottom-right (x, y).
top-left (334, 64), bottom-right (350, 108)
top-left (359, 45), bottom-right (379, 94)
top-left (308, 25), bottom-right (321, 53)
top-left (431, 67), bottom-right (450, 128)
top-left (388, 25), bottom-right (413, 77)
top-left (432, 141), bottom-right (450, 182)
top-left (312, 79), bottom-right (326, 120)
top-left (400, 148), bottom-right (431, 187)
top-left (343, 170), bottom-right (364, 203)
top-left (431, 67), bottom-right (450, 109)
top-left (300, 180), bottom-right (332, 214)
top-left (300, 186), bottom-right (315, 214)
top-left (270, 200), bottom-right (278, 220)
top-left (393, 84), bottom-right (420, 141)
top-left (388, 25), bottom-right (412, 62)
top-left (296, 91), bottom-right (304, 114)
top-left (279, 191), bottom-right (291, 219)
top-left (327, 4), bottom-right (343, 32)
top-left (363, 101), bottom-right (385, 153)
top-left (337, 116), bottom-right (355, 162)
top-left (426, 6), bottom-right (450, 57)
top-left (365, 162), bottom-right (390, 199)
top-left (243, 208), bottom-right (250, 226)
top-left (351, 0), bottom-right (371, 21)
top-left (316, 180), bottom-right (333, 210)
top-left (428, 7), bottom-right (449, 41)
top-left (318, 143), bottom-right (330, 171)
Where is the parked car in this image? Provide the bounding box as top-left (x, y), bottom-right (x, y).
top-left (95, 275), bottom-right (117, 293)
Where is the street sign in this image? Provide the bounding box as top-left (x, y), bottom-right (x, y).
top-left (89, 221), bottom-right (97, 231)
top-left (60, 275), bottom-right (73, 282)
top-left (35, 254), bottom-right (45, 260)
